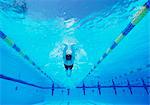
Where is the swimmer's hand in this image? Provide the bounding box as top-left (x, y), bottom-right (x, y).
top-left (71, 44), bottom-right (77, 51)
top-left (71, 43), bottom-right (75, 46)
top-left (63, 44), bottom-right (68, 49)
top-left (63, 43), bottom-right (67, 46)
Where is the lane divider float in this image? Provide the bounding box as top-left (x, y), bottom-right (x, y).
top-left (0, 31), bottom-right (54, 82)
top-left (86, 1), bottom-right (150, 77)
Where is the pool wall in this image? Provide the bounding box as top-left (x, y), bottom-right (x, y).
top-left (0, 39), bottom-right (51, 105)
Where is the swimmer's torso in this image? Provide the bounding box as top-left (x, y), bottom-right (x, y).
top-left (63, 45), bottom-right (75, 66)
top-left (64, 59), bottom-right (74, 65)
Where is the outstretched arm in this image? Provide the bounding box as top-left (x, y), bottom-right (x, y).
top-left (63, 44), bottom-right (68, 59)
top-left (71, 45), bottom-right (75, 61)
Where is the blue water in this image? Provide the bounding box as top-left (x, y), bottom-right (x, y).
top-left (0, 0), bottom-right (150, 105)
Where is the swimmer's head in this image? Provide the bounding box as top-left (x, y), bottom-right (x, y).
top-left (66, 50), bottom-right (72, 55)
top-left (66, 54), bottom-right (72, 60)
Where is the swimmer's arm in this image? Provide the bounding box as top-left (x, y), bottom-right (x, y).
top-left (71, 45), bottom-right (75, 60)
top-left (63, 44), bottom-right (68, 59)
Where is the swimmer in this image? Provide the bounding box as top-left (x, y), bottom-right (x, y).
top-left (63, 44), bottom-right (75, 77)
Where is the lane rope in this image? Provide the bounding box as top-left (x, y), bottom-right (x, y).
top-left (84, 1), bottom-right (150, 79)
top-left (0, 31), bottom-right (54, 82)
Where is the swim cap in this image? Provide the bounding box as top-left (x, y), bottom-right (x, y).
top-left (66, 50), bottom-right (72, 54)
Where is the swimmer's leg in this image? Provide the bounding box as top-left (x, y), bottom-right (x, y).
top-left (66, 69), bottom-right (72, 77)
top-left (64, 64), bottom-right (68, 70)
top-left (70, 64), bottom-right (73, 70)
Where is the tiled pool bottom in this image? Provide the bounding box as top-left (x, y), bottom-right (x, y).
top-left (33, 95), bottom-right (150, 105)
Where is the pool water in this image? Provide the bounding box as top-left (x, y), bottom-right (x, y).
top-left (0, 0), bottom-right (150, 105)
